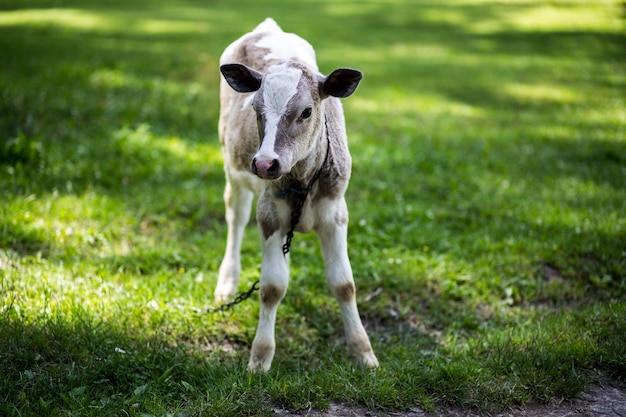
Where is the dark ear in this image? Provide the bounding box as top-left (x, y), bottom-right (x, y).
top-left (220, 63), bottom-right (263, 93)
top-left (320, 68), bottom-right (363, 98)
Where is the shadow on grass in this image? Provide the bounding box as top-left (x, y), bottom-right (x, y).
top-left (0, 309), bottom-right (251, 416)
top-left (2, 300), bottom-right (624, 415)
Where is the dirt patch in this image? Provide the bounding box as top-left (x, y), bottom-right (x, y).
top-left (273, 383), bottom-right (626, 417)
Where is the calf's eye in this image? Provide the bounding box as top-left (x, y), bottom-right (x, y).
top-left (300, 107), bottom-right (312, 119)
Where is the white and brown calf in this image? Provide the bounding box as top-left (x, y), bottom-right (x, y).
top-left (215, 18), bottom-right (378, 372)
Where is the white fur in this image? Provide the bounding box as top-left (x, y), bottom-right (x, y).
top-left (255, 65), bottom-right (302, 161)
top-left (240, 94), bottom-right (254, 111)
top-left (254, 20), bottom-right (318, 70)
top-left (263, 65), bottom-right (302, 117)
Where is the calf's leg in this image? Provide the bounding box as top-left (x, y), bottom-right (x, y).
top-left (316, 200), bottom-right (379, 368)
top-left (215, 177), bottom-right (254, 301)
top-left (248, 231), bottom-right (289, 372)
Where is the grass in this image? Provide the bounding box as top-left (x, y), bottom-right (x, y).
top-left (1, 0), bottom-right (625, 415)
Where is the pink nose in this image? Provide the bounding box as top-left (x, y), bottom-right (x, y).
top-left (252, 157), bottom-right (281, 179)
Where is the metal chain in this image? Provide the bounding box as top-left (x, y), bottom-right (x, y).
top-left (283, 191), bottom-right (307, 255)
top-left (206, 280), bottom-right (260, 315)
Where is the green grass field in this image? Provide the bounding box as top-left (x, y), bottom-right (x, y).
top-left (1, 0), bottom-right (625, 415)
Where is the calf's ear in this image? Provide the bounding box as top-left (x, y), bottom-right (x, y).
top-left (320, 68), bottom-right (363, 98)
top-left (220, 63), bottom-right (264, 93)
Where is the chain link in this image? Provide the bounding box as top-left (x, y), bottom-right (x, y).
top-left (283, 192), bottom-right (307, 255)
top-left (206, 280), bottom-right (260, 315)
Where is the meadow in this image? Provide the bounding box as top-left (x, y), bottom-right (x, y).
top-left (1, 0), bottom-right (624, 415)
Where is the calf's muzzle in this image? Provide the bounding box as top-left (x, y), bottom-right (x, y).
top-left (252, 156), bottom-right (281, 180)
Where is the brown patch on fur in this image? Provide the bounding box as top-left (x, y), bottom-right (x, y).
top-left (257, 197), bottom-right (280, 239)
top-left (230, 33), bottom-right (272, 71)
top-left (334, 282), bottom-right (355, 303)
top-left (258, 216), bottom-right (279, 240)
top-left (260, 284), bottom-right (284, 306)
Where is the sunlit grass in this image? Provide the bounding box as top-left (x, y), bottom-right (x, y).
top-left (0, 7), bottom-right (211, 35)
top-left (502, 82), bottom-right (581, 105)
top-left (503, 2), bottom-right (622, 32)
top-left (0, 9), bottom-right (114, 30)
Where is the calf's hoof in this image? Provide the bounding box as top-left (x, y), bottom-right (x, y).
top-left (348, 336), bottom-right (379, 368)
top-left (214, 277), bottom-right (237, 302)
top-left (248, 342), bottom-right (275, 372)
top-left (358, 350), bottom-right (379, 368)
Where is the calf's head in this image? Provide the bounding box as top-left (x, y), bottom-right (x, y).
top-left (221, 62), bottom-right (362, 180)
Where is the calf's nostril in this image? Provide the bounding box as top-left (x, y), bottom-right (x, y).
top-left (267, 159), bottom-right (280, 174)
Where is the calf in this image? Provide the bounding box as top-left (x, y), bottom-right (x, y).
top-left (215, 18), bottom-right (378, 372)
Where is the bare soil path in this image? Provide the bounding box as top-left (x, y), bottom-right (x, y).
top-left (274, 383), bottom-right (626, 417)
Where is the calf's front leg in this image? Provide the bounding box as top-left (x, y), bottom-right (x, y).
top-left (248, 231), bottom-right (289, 372)
top-left (317, 199), bottom-right (379, 368)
